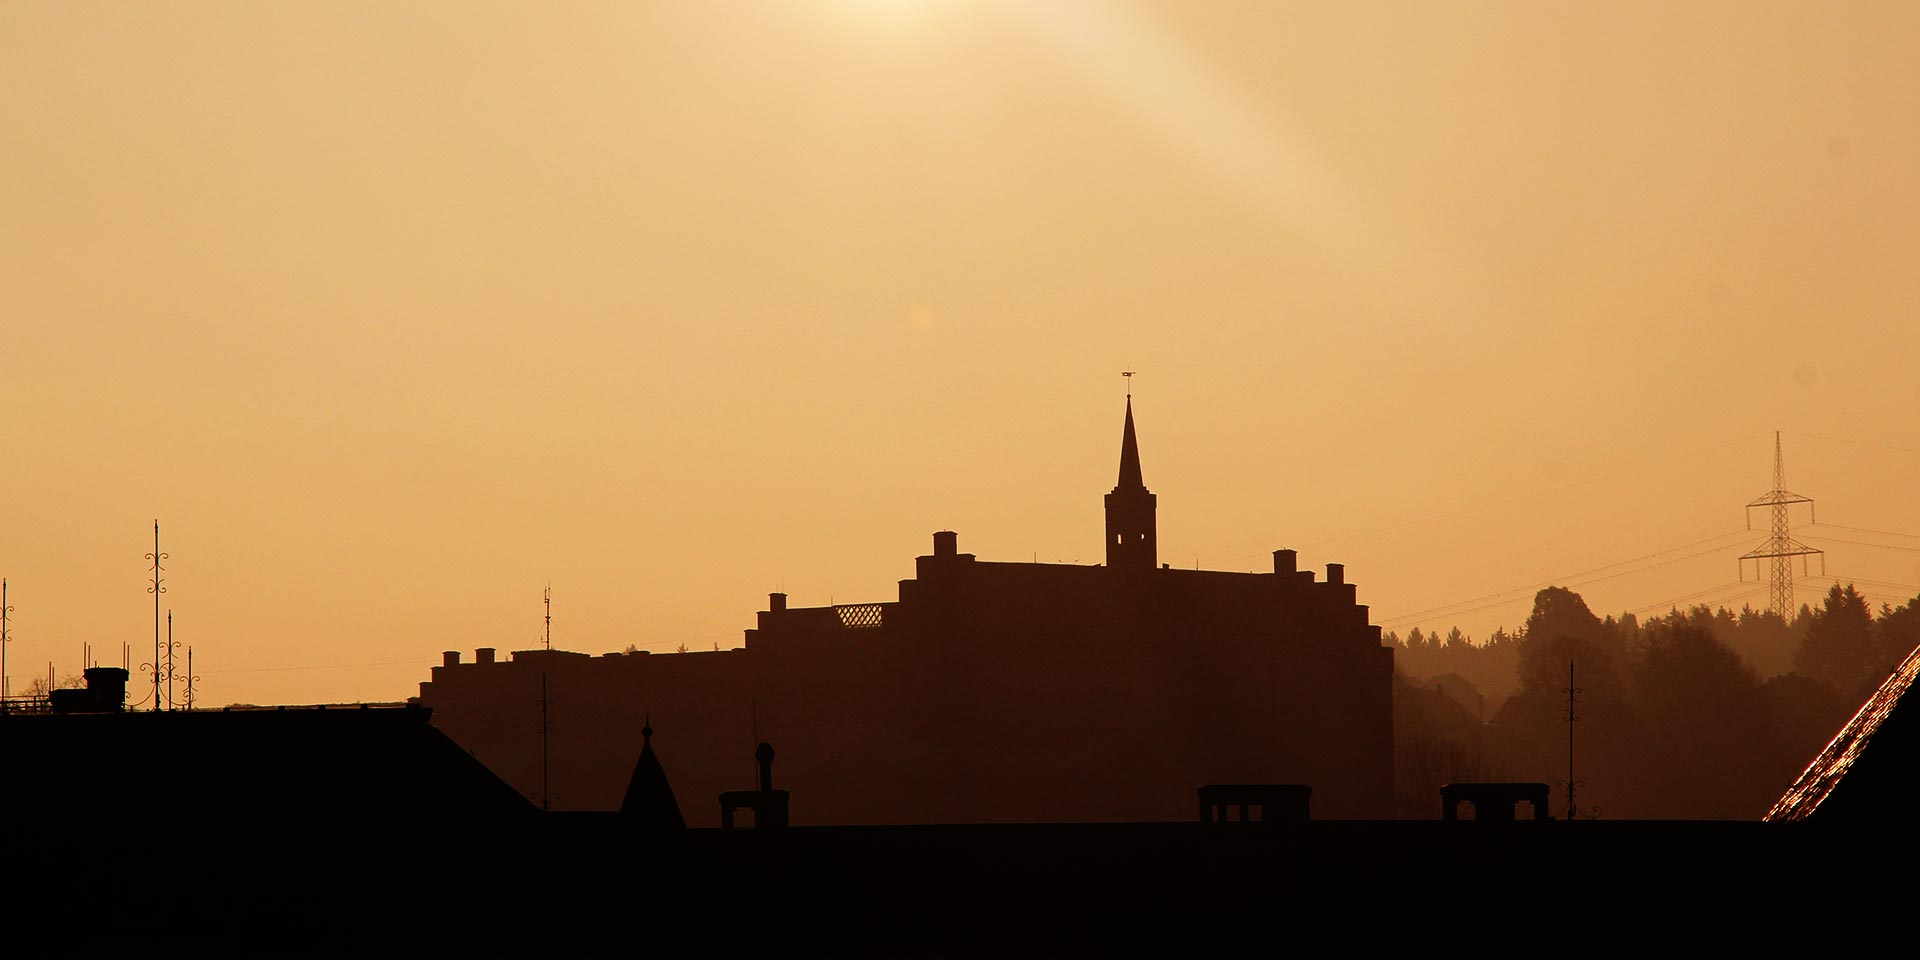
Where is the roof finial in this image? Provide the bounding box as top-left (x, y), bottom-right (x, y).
top-left (643, 713), bottom-right (653, 741)
top-left (1116, 388), bottom-right (1144, 489)
top-left (1121, 369), bottom-right (1135, 399)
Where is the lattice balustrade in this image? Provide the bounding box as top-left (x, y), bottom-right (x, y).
top-left (834, 603), bottom-right (887, 629)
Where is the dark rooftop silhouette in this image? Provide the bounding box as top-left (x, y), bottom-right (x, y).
top-left (1767, 639), bottom-right (1920, 821)
top-left (3, 646), bottom-right (1909, 954)
top-left (619, 716), bottom-right (685, 829)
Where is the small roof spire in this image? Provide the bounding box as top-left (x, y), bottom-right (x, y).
top-left (621, 715), bottom-right (684, 828)
top-left (1117, 395), bottom-right (1144, 489)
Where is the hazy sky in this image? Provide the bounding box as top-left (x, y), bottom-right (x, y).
top-left (5, 1), bottom-right (1919, 705)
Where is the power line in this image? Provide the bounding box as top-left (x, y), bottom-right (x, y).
top-left (1376, 529), bottom-right (1752, 627)
top-left (1795, 572), bottom-right (1920, 595)
top-left (1805, 522), bottom-right (1920, 542)
top-left (1784, 430), bottom-right (1920, 458)
top-left (1299, 432), bottom-right (1767, 550)
top-left (1628, 581), bottom-right (1768, 617)
top-left (1800, 535), bottom-right (1920, 554)
top-left (203, 659), bottom-right (435, 675)
top-left (1378, 529), bottom-right (1751, 623)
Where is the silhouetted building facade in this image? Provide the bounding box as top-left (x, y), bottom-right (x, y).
top-left (419, 402), bottom-right (1395, 821)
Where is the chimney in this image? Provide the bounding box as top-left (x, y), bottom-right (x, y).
top-left (475, 647), bottom-right (496, 665)
top-left (1274, 549), bottom-right (1297, 575)
top-left (1326, 563), bottom-right (1344, 586)
top-left (442, 650), bottom-right (461, 668)
top-left (768, 592), bottom-right (787, 613)
top-left (83, 667), bottom-right (129, 713)
top-left (933, 530), bottom-right (957, 557)
top-left (755, 742), bottom-right (776, 792)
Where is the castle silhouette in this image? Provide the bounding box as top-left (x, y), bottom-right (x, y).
top-left (420, 399), bottom-right (1395, 821)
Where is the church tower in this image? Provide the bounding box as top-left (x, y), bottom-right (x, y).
top-left (1105, 397), bottom-right (1158, 570)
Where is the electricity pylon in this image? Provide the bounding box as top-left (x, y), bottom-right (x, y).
top-left (1739, 432), bottom-right (1823, 620)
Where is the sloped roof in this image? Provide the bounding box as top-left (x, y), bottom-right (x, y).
top-left (0, 704), bottom-right (536, 829)
top-left (620, 720), bottom-right (685, 829)
top-left (1766, 641), bottom-right (1920, 821)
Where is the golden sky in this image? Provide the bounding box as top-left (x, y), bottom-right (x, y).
top-left (4, 1), bottom-right (1919, 705)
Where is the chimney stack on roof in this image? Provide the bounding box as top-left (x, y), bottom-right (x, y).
top-left (756, 741), bottom-right (776, 792)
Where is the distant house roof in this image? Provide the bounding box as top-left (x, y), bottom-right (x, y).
top-left (0, 703), bottom-right (535, 828)
top-left (1766, 641), bottom-right (1920, 822)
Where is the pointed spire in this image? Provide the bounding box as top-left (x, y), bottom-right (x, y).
top-left (1105, 389), bottom-right (1157, 569)
top-left (1117, 397), bottom-right (1144, 489)
top-left (621, 716), bottom-right (685, 829)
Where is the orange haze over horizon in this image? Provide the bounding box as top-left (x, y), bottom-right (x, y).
top-left (5, 1), bottom-right (1920, 706)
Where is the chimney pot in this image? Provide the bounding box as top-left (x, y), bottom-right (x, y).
top-left (756, 741), bottom-right (776, 791)
top-left (1327, 563), bottom-right (1345, 586)
top-left (769, 592), bottom-right (787, 613)
top-left (1274, 549), bottom-right (1297, 575)
top-left (933, 530), bottom-right (957, 557)
top-left (475, 647), bottom-right (496, 665)
top-left (442, 650), bottom-right (461, 668)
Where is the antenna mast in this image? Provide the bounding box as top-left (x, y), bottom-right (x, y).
top-left (184, 646), bottom-right (199, 711)
top-left (540, 673), bottom-right (551, 811)
top-left (145, 521), bottom-right (169, 712)
top-left (1560, 659), bottom-right (1586, 820)
top-left (1738, 432), bottom-right (1823, 619)
top-left (2, 578), bottom-right (12, 703)
top-left (166, 611), bottom-right (175, 710)
top-left (544, 585), bottom-right (552, 651)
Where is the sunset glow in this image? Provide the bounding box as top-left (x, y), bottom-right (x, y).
top-left (3, 2), bottom-right (1918, 709)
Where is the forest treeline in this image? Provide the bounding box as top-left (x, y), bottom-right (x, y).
top-left (1388, 583), bottom-right (1918, 818)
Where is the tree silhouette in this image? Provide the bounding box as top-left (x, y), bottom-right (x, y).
top-left (1794, 584), bottom-right (1877, 699)
top-left (1631, 617), bottom-right (1778, 817)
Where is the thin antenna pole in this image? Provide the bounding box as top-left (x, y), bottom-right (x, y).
top-left (1567, 660), bottom-right (1574, 818)
top-left (166, 611), bottom-right (174, 711)
top-left (540, 672), bottom-right (551, 812)
top-left (185, 646), bottom-right (194, 711)
top-left (1121, 370), bottom-right (1135, 399)
top-left (2, 577), bottom-right (11, 703)
top-left (1562, 659), bottom-right (1582, 820)
top-left (145, 521), bottom-right (168, 712)
top-left (544, 585), bottom-right (552, 652)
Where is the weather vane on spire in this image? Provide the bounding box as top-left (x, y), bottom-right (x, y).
top-left (1121, 370), bottom-right (1135, 399)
